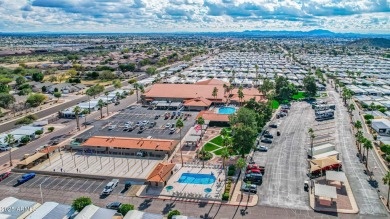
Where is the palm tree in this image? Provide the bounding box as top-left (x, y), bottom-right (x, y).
top-left (115, 92), bottom-right (121, 101)
top-left (238, 88), bottom-right (244, 106)
top-left (363, 139), bottom-right (373, 171)
top-left (383, 171), bottom-right (390, 208)
top-left (176, 118), bottom-right (184, 166)
top-left (5, 134), bottom-right (14, 166)
top-left (370, 102), bottom-right (376, 114)
top-left (223, 84), bottom-right (227, 97)
top-left (134, 83), bottom-right (140, 103)
top-left (354, 120), bottom-right (362, 131)
top-left (308, 128), bottom-right (315, 159)
top-left (212, 87), bottom-right (218, 102)
top-left (82, 109), bottom-right (89, 128)
top-left (73, 106), bottom-right (81, 131)
top-left (105, 91), bottom-right (110, 116)
top-left (236, 157), bottom-right (246, 192)
top-left (348, 103), bottom-right (355, 114)
top-left (355, 130), bottom-right (364, 154)
top-left (220, 147), bottom-right (230, 190)
top-left (197, 116), bottom-right (205, 137)
top-left (97, 99), bottom-right (104, 119)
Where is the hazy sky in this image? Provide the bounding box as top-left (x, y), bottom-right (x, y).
top-left (0, 0), bottom-right (389, 33)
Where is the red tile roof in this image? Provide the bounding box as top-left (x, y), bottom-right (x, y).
top-left (82, 136), bottom-right (178, 151)
top-left (183, 97), bottom-right (212, 107)
top-left (196, 111), bottom-right (230, 122)
top-left (143, 84), bottom-right (226, 101)
top-left (195, 79), bottom-right (230, 86)
top-left (147, 162), bottom-right (175, 182)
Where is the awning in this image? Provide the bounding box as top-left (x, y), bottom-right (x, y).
top-left (185, 135), bottom-right (201, 142)
top-left (18, 153), bottom-right (47, 166)
top-left (326, 171), bottom-right (347, 183)
top-left (313, 150), bottom-right (339, 159)
top-left (156, 102), bottom-right (170, 107)
top-left (188, 127), bottom-right (202, 136)
top-left (314, 184), bottom-right (337, 199)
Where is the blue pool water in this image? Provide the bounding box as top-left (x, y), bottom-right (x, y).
top-left (218, 107), bottom-right (236, 114)
top-left (178, 173), bottom-right (216, 184)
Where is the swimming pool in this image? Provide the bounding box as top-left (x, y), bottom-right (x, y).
top-left (178, 173), bottom-right (216, 184)
top-left (218, 107), bottom-right (236, 115)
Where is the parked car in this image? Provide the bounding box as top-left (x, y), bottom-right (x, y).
top-left (263, 134), bottom-right (273, 139)
top-left (82, 121), bottom-right (93, 126)
top-left (0, 146), bottom-right (12, 151)
top-left (136, 151), bottom-right (146, 157)
top-left (101, 179), bottom-right (119, 196)
top-left (136, 121), bottom-right (142, 126)
top-left (0, 171), bottom-right (11, 181)
top-left (138, 126), bottom-right (146, 133)
top-left (165, 123), bottom-right (171, 128)
top-left (260, 138), bottom-right (272, 144)
top-left (108, 125), bottom-right (117, 130)
top-left (169, 128), bottom-right (176, 134)
top-left (244, 173), bottom-right (262, 185)
top-left (127, 126), bottom-right (136, 131)
top-left (106, 202), bottom-right (122, 210)
top-left (148, 122), bottom-right (156, 128)
top-left (154, 115), bottom-right (160, 120)
top-left (269, 124), bottom-right (278, 128)
top-left (142, 120), bottom-right (149, 125)
top-left (240, 184), bottom-right (257, 194)
top-left (115, 101), bottom-right (120, 105)
top-left (256, 145), bottom-right (268, 152)
top-left (17, 173), bottom-right (35, 184)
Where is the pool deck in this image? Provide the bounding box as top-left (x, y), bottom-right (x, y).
top-left (162, 166), bottom-right (226, 199)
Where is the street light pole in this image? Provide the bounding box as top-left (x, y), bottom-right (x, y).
top-left (39, 184), bottom-right (43, 203)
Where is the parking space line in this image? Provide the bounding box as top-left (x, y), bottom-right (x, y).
top-left (28, 176), bottom-right (49, 187)
top-left (52, 178), bottom-right (66, 189)
top-left (22, 176), bottom-right (40, 187)
top-left (84, 181), bottom-right (96, 192)
top-left (76, 180), bottom-right (88, 191)
top-left (44, 177), bottom-right (58, 188)
top-left (60, 179), bottom-right (74, 190)
top-left (68, 180), bottom-right (81, 191)
top-left (4, 174), bottom-right (19, 186)
top-left (92, 181), bottom-right (104, 193)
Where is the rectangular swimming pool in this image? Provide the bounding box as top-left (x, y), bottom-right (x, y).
top-left (218, 107), bottom-right (236, 115)
top-left (178, 173), bottom-right (216, 184)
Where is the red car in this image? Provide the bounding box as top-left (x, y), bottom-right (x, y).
top-left (0, 171), bottom-right (11, 181)
top-left (246, 165), bottom-right (265, 175)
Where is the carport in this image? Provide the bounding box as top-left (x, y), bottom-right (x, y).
top-left (124, 210), bottom-right (163, 219)
top-left (184, 135), bottom-right (201, 147)
top-left (325, 171), bottom-right (347, 189)
top-left (16, 152), bottom-right (48, 169)
top-left (314, 184), bottom-right (337, 206)
top-left (156, 102), bottom-right (170, 110)
top-left (169, 102), bottom-right (182, 110)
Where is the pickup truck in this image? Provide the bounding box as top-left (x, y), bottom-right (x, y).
top-left (17, 173), bottom-right (36, 184)
top-left (101, 179), bottom-right (119, 195)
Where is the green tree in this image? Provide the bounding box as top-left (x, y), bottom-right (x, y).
top-left (0, 93), bottom-right (15, 109)
top-left (275, 76), bottom-right (296, 101)
top-left (258, 78), bottom-right (274, 98)
top-left (0, 84), bottom-right (10, 93)
top-left (348, 103), bottom-right (355, 114)
top-left (15, 76), bottom-right (26, 86)
top-left (229, 108), bottom-right (257, 157)
top-left (308, 128), bottom-right (315, 159)
top-left (71, 197), bottom-right (92, 212)
top-left (167, 210), bottom-right (181, 219)
top-left (146, 67), bottom-right (157, 75)
top-left (221, 147), bottom-right (230, 190)
top-left (133, 83), bottom-right (141, 103)
top-left (53, 92), bottom-right (61, 101)
top-left (238, 87), bottom-right (244, 106)
top-left (236, 157), bottom-right (246, 177)
top-left (176, 118), bottom-right (184, 166)
top-left (303, 76), bottom-right (317, 97)
top-left (118, 204), bottom-right (134, 216)
top-left (355, 130), bottom-right (364, 155)
top-left (112, 79), bottom-right (122, 89)
top-left (212, 87), bottom-right (218, 101)
top-left (98, 99), bottom-right (105, 119)
top-left (20, 136), bottom-right (30, 144)
top-left (383, 171), bottom-right (390, 208)
top-left (32, 72), bottom-right (44, 82)
top-left (26, 93), bottom-right (47, 107)
top-left (354, 120), bottom-right (362, 130)
top-left (82, 109), bottom-right (89, 128)
top-left (99, 70), bottom-right (116, 80)
top-left (48, 127), bottom-right (55, 132)
top-left (105, 91), bottom-right (110, 116)
top-left (5, 134), bottom-right (14, 166)
top-left (73, 106), bottom-right (81, 131)
top-left (35, 130), bottom-right (43, 135)
top-left (363, 139), bottom-right (373, 171)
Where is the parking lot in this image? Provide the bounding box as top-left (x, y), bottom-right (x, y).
top-left (78, 105), bottom-right (198, 140)
top-left (254, 101), bottom-right (313, 210)
top-left (0, 173), bottom-right (140, 197)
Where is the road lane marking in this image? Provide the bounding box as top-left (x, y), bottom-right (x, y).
top-left (60, 179), bottom-right (74, 190)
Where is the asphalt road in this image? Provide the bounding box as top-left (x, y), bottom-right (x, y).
top-left (330, 89), bottom-right (388, 216)
top-left (256, 101), bottom-right (311, 210)
top-left (0, 174), bottom-right (366, 219)
top-left (0, 90), bottom-right (139, 168)
top-left (0, 74), bottom-right (148, 133)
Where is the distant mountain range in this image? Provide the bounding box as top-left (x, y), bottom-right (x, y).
top-left (239, 29), bottom-right (389, 37)
top-left (347, 38), bottom-right (390, 48)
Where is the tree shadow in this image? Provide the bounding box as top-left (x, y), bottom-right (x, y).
top-left (162, 202), bottom-right (176, 214)
top-left (138, 198), bottom-right (153, 211)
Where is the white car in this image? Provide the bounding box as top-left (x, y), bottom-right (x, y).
top-left (165, 123), bottom-right (171, 128)
top-left (101, 179), bottom-right (119, 195)
top-left (108, 125), bottom-right (117, 130)
top-left (0, 146), bottom-right (11, 151)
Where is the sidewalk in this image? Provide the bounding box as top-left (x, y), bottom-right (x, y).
top-left (228, 181), bottom-right (258, 207)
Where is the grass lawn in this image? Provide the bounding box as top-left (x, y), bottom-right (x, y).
top-left (203, 143), bottom-right (220, 152)
top-left (210, 136), bottom-right (223, 146)
top-left (213, 148), bottom-right (224, 155)
top-left (271, 100), bottom-right (280, 109)
top-left (221, 127), bottom-right (232, 133)
top-left (291, 91), bottom-right (307, 100)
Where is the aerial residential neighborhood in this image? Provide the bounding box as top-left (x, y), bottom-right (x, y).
top-left (0, 1), bottom-right (389, 219)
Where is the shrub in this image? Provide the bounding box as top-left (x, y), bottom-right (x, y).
top-left (35, 130), bottom-right (43, 135)
top-left (386, 155), bottom-right (390, 163)
top-left (128, 79), bottom-right (137, 84)
top-left (71, 196), bottom-right (91, 212)
top-left (366, 120), bottom-right (371, 125)
top-left (364, 114), bottom-right (374, 120)
top-left (227, 169), bottom-right (235, 176)
top-left (167, 210), bottom-right (181, 219)
top-left (228, 165), bottom-right (236, 171)
top-left (222, 193), bottom-right (230, 201)
top-left (15, 115), bottom-right (38, 125)
top-left (118, 204), bottom-right (134, 216)
top-left (48, 127), bottom-right (55, 132)
top-left (20, 136), bottom-right (30, 144)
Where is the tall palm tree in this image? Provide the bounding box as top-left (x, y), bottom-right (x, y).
top-left (176, 118), bottom-right (184, 166)
top-left (97, 99), bottom-right (105, 119)
top-left (238, 86), bottom-right (244, 106)
top-left (236, 157), bottom-right (246, 193)
top-left (73, 106), bottom-right (81, 131)
top-left (308, 128), bottom-right (315, 159)
top-left (355, 130), bottom-right (364, 154)
top-left (5, 134), bottom-right (14, 166)
top-left (105, 91), bottom-right (110, 116)
top-left (134, 83), bottom-right (140, 103)
top-left (82, 109), bottom-right (89, 128)
top-left (383, 171), bottom-right (390, 208)
top-left (354, 120), bottom-right (362, 131)
top-left (223, 84), bottom-right (227, 97)
top-left (220, 147), bottom-right (230, 190)
top-left (212, 87), bottom-right (218, 103)
top-left (363, 139), bottom-right (373, 171)
top-left (348, 103), bottom-right (355, 114)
